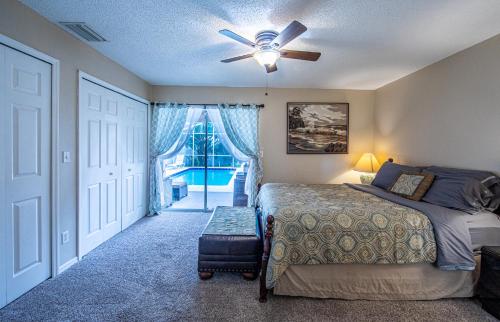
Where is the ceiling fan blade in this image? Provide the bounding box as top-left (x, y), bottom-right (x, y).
top-left (221, 53), bottom-right (254, 63)
top-left (219, 29), bottom-right (255, 48)
top-left (272, 20), bottom-right (307, 48)
top-left (280, 49), bottom-right (321, 61)
top-left (265, 64), bottom-right (277, 73)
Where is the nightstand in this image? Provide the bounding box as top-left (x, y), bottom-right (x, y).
top-left (478, 246), bottom-right (500, 319)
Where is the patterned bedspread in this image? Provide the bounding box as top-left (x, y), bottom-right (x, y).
top-left (257, 183), bottom-right (437, 289)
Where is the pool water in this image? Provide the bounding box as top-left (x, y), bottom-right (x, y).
top-left (169, 168), bottom-right (235, 186)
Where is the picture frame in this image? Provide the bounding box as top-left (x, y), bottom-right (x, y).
top-left (287, 102), bottom-right (349, 154)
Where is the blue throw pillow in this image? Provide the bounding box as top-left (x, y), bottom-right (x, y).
top-left (371, 162), bottom-right (422, 190)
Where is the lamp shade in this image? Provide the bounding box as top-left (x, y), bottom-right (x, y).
top-left (353, 153), bottom-right (381, 173)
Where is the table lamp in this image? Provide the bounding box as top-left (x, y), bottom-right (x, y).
top-left (353, 153), bottom-right (381, 184)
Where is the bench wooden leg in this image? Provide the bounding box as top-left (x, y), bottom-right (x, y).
top-left (198, 272), bottom-right (213, 280)
top-left (242, 272), bottom-right (258, 280)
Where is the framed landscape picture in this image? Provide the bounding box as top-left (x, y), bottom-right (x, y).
top-left (287, 102), bottom-right (349, 154)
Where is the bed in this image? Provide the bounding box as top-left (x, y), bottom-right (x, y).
top-left (256, 163), bottom-right (500, 302)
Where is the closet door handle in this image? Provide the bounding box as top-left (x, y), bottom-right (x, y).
top-left (109, 172), bottom-right (113, 176)
top-left (128, 168), bottom-right (132, 172)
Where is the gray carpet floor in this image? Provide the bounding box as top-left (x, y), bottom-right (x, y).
top-left (0, 211), bottom-right (497, 322)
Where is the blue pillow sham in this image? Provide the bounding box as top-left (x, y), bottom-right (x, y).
top-left (371, 161), bottom-right (422, 190)
top-left (422, 166), bottom-right (500, 214)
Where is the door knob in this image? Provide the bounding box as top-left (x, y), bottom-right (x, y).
top-left (128, 169), bottom-right (132, 172)
top-left (109, 172), bottom-right (113, 175)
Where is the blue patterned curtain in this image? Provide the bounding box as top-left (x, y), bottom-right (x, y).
top-left (149, 103), bottom-right (188, 215)
top-left (218, 104), bottom-right (262, 206)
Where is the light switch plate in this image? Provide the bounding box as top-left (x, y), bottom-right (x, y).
top-left (62, 231), bottom-right (69, 244)
top-left (63, 151), bottom-right (71, 163)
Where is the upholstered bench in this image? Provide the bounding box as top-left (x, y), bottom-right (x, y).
top-left (198, 206), bottom-right (261, 280)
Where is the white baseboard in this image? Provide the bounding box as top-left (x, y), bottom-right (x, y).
top-left (57, 257), bottom-right (78, 274)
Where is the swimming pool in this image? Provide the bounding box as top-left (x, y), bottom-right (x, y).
top-left (169, 168), bottom-right (236, 186)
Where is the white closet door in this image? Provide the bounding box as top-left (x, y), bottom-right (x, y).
top-left (0, 44), bottom-right (51, 303)
top-left (79, 80), bottom-right (122, 257)
top-left (0, 43), bottom-right (6, 309)
top-left (122, 98), bottom-right (148, 229)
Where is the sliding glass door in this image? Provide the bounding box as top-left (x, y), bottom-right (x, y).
top-left (162, 112), bottom-right (206, 210)
top-left (205, 114), bottom-right (243, 209)
top-left (160, 109), bottom-right (244, 211)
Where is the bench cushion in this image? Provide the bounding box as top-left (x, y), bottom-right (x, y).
top-left (198, 206), bottom-right (261, 273)
top-left (202, 206), bottom-right (257, 235)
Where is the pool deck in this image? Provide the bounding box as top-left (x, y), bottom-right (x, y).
top-left (163, 166), bottom-right (243, 209)
top-left (168, 191), bottom-right (233, 209)
top-left (164, 166), bottom-right (189, 178)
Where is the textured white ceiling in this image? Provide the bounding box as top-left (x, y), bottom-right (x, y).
top-left (21, 0), bottom-right (500, 89)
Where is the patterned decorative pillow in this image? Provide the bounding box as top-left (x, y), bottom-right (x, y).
top-left (389, 172), bottom-right (435, 201)
top-left (371, 161), bottom-right (422, 190)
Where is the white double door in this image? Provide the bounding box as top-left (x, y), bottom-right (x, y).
top-left (0, 45), bottom-right (52, 307)
top-left (121, 99), bottom-right (148, 230)
top-left (79, 79), bottom-right (147, 257)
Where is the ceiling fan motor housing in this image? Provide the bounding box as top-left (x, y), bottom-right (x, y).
top-left (255, 30), bottom-right (279, 48)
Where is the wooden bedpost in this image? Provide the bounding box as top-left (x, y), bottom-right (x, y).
top-left (259, 215), bottom-right (274, 303)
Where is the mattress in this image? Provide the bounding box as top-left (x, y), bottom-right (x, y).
top-left (466, 211), bottom-right (500, 250)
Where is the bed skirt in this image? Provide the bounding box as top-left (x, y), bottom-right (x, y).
top-left (274, 256), bottom-right (480, 300)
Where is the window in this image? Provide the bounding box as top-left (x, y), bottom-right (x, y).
top-left (182, 121), bottom-right (242, 168)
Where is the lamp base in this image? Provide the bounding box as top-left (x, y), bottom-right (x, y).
top-left (360, 173), bottom-right (375, 185)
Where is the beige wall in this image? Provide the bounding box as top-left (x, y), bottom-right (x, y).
top-left (0, 0), bottom-right (375, 269)
top-left (0, 0), bottom-right (151, 266)
top-left (152, 86), bottom-right (375, 185)
top-left (374, 34), bottom-right (500, 174)
top-left (7, 0), bottom-right (499, 271)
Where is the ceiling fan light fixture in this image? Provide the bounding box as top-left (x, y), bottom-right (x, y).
top-left (220, 21), bottom-right (317, 73)
top-left (254, 48), bottom-right (280, 66)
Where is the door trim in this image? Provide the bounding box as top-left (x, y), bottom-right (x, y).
top-left (77, 71), bottom-right (149, 259)
top-left (0, 34), bottom-right (61, 283)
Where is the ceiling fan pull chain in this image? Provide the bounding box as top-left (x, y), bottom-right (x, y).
top-left (265, 74), bottom-right (269, 96)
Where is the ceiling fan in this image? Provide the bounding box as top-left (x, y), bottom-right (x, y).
top-left (219, 20), bottom-right (321, 73)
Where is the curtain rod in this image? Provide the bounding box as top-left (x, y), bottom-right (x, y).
top-left (150, 102), bottom-right (264, 109)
